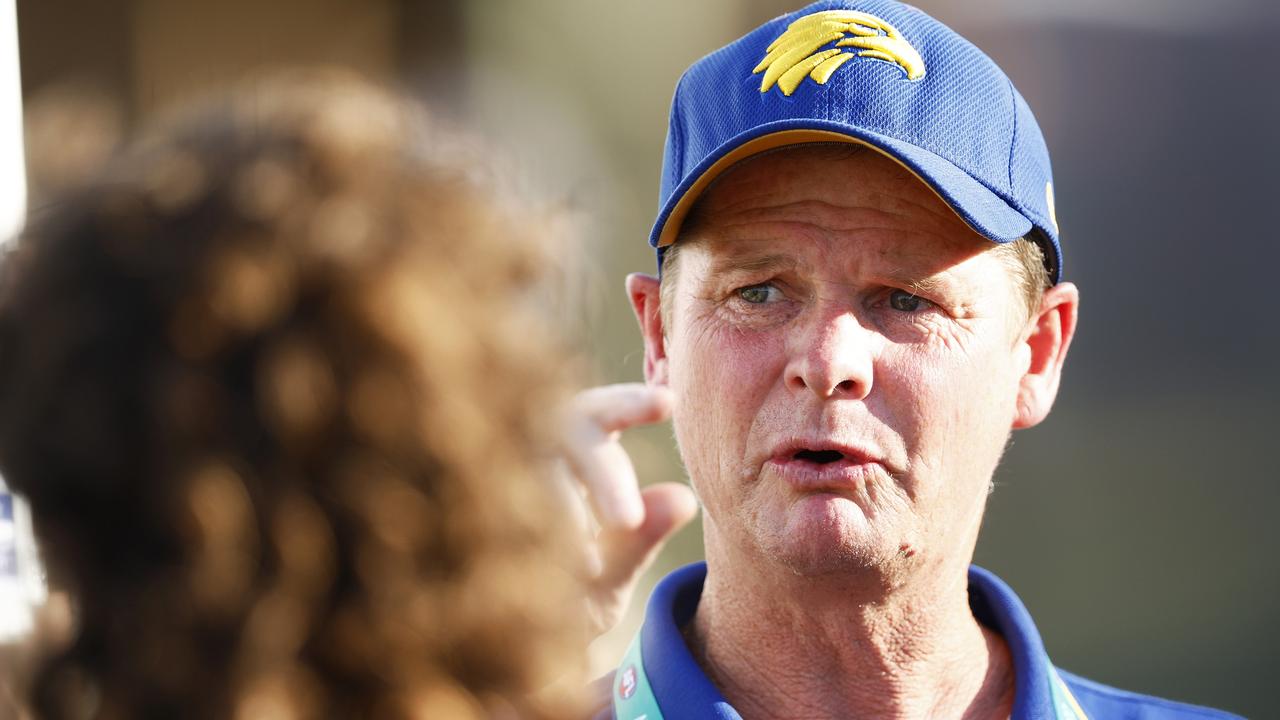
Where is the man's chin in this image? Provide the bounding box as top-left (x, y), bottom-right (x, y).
top-left (764, 494), bottom-right (904, 578)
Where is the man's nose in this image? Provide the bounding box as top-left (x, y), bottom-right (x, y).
top-left (784, 310), bottom-right (873, 400)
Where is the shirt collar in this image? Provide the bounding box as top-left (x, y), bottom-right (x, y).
top-left (612, 562), bottom-right (1083, 720)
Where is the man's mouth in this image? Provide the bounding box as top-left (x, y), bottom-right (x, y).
top-left (768, 442), bottom-right (883, 491)
top-left (793, 449), bottom-right (846, 465)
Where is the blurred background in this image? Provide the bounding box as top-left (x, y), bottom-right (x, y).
top-left (10, 0), bottom-right (1278, 716)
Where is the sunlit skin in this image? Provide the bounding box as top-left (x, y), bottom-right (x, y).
top-left (627, 145), bottom-right (1078, 719)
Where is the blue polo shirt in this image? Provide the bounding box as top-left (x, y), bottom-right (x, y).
top-left (594, 562), bottom-right (1240, 720)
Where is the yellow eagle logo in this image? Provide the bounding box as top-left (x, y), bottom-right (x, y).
top-left (754, 10), bottom-right (925, 96)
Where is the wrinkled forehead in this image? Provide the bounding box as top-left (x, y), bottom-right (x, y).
top-left (677, 143), bottom-right (995, 276)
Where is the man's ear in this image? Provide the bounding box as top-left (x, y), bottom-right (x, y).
top-left (1013, 282), bottom-right (1079, 429)
top-left (626, 273), bottom-right (669, 387)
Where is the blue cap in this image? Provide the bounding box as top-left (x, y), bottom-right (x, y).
top-left (651, 0), bottom-right (1062, 283)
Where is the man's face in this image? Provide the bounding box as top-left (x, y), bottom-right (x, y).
top-left (656, 146), bottom-right (1041, 578)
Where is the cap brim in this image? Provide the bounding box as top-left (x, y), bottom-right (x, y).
top-left (652, 123), bottom-right (1033, 251)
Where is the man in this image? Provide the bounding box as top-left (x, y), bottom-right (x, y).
top-left (570, 2), bottom-right (1242, 719)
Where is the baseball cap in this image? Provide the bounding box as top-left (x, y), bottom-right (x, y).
top-left (651, 0), bottom-right (1063, 283)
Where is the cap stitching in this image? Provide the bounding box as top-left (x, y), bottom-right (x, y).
top-left (671, 74), bottom-right (689, 195)
top-left (1006, 76), bottom-right (1018, 200)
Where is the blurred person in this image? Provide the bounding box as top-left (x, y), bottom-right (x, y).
top-left (580, 2), bottom-right (1241, 719)
top-left (0, 70), bottom-right (664, 719)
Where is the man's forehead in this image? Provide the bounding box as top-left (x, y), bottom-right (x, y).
top-left (690, 234), bottom-right (980, 289)
top-left (682, 145), bottom-right (981, 248)
top-left (686, 145), bottom-right (912, 218)
top-left (681, 192), bottom-right (991, 288)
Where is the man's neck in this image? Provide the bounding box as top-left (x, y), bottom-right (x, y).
top-left (686, 555), bottom-right (1014, 720)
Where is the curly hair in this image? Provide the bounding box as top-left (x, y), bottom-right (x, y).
top-left (0, 71), bottom-right (583, 719)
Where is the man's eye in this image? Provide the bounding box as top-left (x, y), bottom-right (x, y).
top-left (888, 289), bottom-right (924, 312)
top-left (737, 284), bottom-right (779, 304)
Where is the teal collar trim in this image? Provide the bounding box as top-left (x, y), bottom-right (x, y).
top-left (613, 630), bottom-right (665, 720)
top-left (1051, 668), bottom-right (1090, 720)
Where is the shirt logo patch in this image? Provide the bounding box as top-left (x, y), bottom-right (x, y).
top-left (754, 10), bottom-right (926, 96)
top-left (618, 664), bottom-right (638, 700)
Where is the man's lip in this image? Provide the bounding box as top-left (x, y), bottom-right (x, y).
top-left (765, 454), bottom-right (884, 492)
top-left (768, 440), bottom-right (879, 466)
top-left (765, 440), bottom-right (886, 492)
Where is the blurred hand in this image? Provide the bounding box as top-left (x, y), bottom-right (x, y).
top-left (560, 383), bottom-right (699, 640)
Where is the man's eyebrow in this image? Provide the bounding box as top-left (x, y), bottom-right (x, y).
top-left (706, 253), bottom-right (795, 275)
top-left (883, 267), bottom-right (947, 296)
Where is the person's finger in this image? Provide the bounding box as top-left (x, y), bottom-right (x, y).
top-left (584, 482), bottom-right (698, 637)
top-left (594, 482), bottom-right (698, 590)
top-left (561, 423), bottom-right (643, 529)
top-left (561, 384), bottom-right (673, 530)
top-left (549, 460), bottom-right (603, 579)
top-left (573, 383), bottom-right (673, 435)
